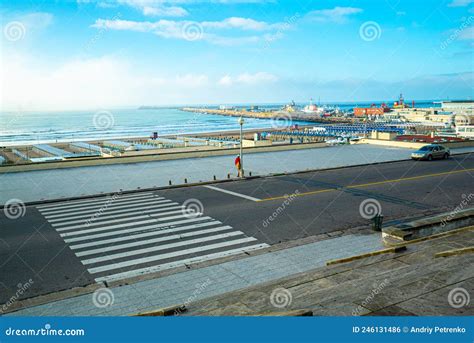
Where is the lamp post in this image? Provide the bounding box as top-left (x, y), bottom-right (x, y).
top-left (238, 116), bottom-right (244, 177)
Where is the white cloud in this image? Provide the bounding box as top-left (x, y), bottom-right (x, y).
top-left (218, 72), bottom-right (278, 86)
top-left (458, 26), bottom-right (474, 39)
top-left (91, 17), bottom-right (287, 45)
top-left (448, 0), bottom-right (474, 7)
top-left (118, 0), bottom-right (188, 17)
top-left (237, 72), bottom-right (277, 84)
top-left (306, 7), bottom-right (363, 24)
top-left (0, 52), bottom-right (279, 110)
top-left (218, 75), bottom-right (233, 86)
top-left (79, 0), bottom-right (275, 17)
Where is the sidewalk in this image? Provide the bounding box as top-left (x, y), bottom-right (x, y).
top-left (7, 233), bottom-right (382, 316)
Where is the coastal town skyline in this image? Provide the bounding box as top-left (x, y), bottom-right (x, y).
top-left (1, 0), bottom-right (473, 110)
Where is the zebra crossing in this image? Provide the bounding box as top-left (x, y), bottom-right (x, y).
top-left (36, 192), bottom-right (269, 283)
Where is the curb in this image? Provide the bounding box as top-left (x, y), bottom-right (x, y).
top-left (133, 304), bottom-right (185, 316)
top-left (434, 246), bottom-right (474, 258)
top-left (386, 225), bottom-right (474, 248)
top-left (325, 246), bottom-right (407, 266)
top-left (255, 309), bottom-right (313, 316)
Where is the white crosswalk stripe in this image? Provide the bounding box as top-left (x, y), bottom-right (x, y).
top-left (37, 192), bottom-right (269, 282)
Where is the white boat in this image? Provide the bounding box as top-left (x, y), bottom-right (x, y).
top-left (302, 98), bottom-right (324, 115)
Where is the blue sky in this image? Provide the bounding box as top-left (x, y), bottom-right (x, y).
top-left (1, 0), bottom-right (473, 110)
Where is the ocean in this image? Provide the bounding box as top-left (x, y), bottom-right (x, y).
top-left (0, 101), bottom-right (439, 146)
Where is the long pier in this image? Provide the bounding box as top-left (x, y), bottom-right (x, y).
top-left (181, 107), bottom-right (355, 124)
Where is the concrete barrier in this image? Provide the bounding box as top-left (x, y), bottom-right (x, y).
top-left (382, 207), bottom-right (474, 245)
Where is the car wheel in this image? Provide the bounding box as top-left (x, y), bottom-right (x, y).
top-left (427, 155), bottom-right (433, 161)
top-left (444, 153), bottom-right (449, 159)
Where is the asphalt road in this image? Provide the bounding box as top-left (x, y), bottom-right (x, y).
top-left (1, 153), bottom-right (473, 305)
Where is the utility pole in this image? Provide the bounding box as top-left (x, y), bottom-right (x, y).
top-left (238, 116), bottom-right (244, 177)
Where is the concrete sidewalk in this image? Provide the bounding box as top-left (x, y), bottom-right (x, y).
top-left (6, 233), bottom-right (382, 316)
top-left (3, 144), bottom-right (468, 205)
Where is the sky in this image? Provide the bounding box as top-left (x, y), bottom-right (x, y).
top-left (1, 0), bottom-right (473, 110)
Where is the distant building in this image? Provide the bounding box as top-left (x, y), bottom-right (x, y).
top-left (456, 126), bottom-right (474, 138)
top-left (441, 100), bottom-right (474, 110)
top-left (354, 104), bottom-right (390, 117)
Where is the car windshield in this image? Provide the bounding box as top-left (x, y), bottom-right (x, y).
top-left (419, 146), bottom-right (433, 151)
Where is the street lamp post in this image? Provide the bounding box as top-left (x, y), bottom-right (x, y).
top-left (238, 116), bottom-right (244, 177)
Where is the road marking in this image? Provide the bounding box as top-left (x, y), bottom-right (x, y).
top-left (38, 197), bottom-right (164, 215)
top-left (62, 217), bottom-right (216, 242)
top-left (41, 199), bottom-right (172, 217)
top-left (78, 229), bottom-right (240, 258)
top-left (258, 167), bottom-right (474, 202)
top-left (50, 205), bottom-right (184, 226)
top-left (44, 200), bottom-right (178, 223)
top-left (54, 210), bottom-right (192, 231)
top-left (87, 237), bottom-right (258, 274)
top-left (38, 194), bottom-right (269, 282)
top-left (94, 243), bottom-right (269, 283)
top-left (70, 224), bottom-right (230, 250)
top-left (203, 185), bottom-right (261, 202)
top-left (36, 192), bottom-right (155, 210)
